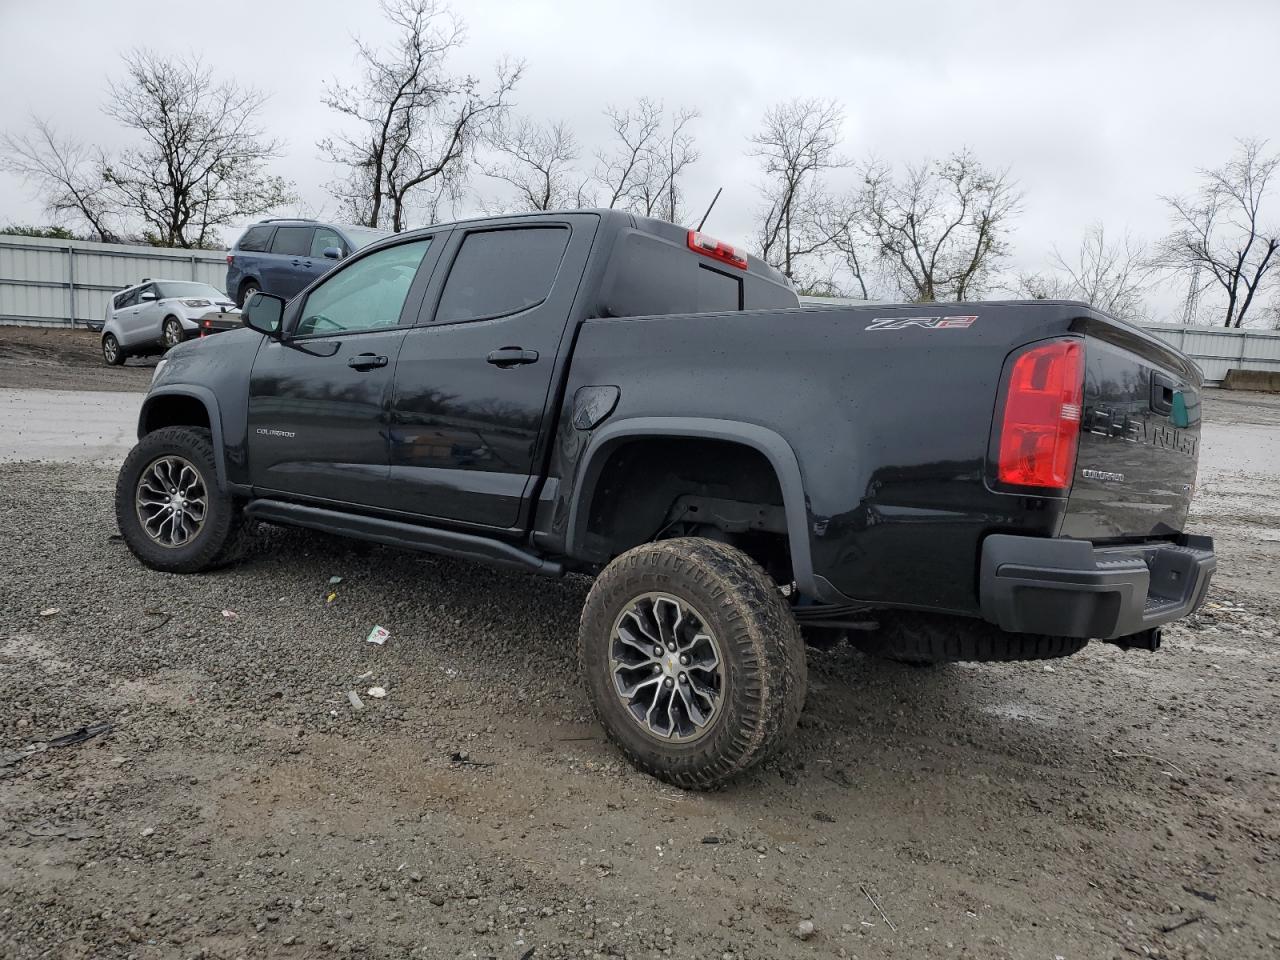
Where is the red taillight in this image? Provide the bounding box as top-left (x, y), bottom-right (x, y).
top-left (687, 230), bottom-right (748, 270)
top-left (996, 339), bottom-right (1084, 490)
top-left (226, 254), bottom-right (233, 265)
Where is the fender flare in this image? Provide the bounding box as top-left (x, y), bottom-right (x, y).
top-left (138, 385), bottom-right (229, 491)
top-left (566, 416), bottom-right (820, 598)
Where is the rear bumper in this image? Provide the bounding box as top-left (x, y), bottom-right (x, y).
top-left (979, 533), bottom-right (1215, 640)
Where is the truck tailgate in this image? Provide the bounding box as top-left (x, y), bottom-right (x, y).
top-left (1060, 319), bottom-right (1204, 540)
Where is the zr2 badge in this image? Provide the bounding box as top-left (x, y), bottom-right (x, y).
top-left (865, 315), bottom-right (978, 331)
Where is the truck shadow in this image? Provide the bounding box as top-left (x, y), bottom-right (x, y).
top-left (252, 527), bottom-right (1131, 803)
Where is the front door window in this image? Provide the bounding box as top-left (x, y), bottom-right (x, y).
top-left (294, 239), bottom-right (432, 337)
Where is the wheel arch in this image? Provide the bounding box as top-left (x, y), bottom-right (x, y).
top-left (237, 277), bottom-right (261, 305)
top-left (566, 417), bottom-right (819, 597)
top-left (138, 386), bottom-right (228, 490)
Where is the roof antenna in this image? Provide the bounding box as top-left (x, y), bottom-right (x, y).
top-left (696, 187), bottom-right (723, 232)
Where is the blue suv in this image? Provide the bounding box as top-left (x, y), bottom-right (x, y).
top-left (225, 219), bottom-right (392, 306)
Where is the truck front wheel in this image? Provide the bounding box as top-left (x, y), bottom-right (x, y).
top-left (114, 426), bottom-right (251, 574)
top-left (578, 537), bottom-right (807, 789)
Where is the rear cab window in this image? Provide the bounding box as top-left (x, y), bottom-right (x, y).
top-left (434, 227), bottom-right (570, 323)
top-left (595, 224), bottom-right (796, 318)
top-left (270, 226), bottom-right (314, 257)
top-left (696, 265), bottom-right (742, 312)
top-left (236, 225), bottom-right (274, 252)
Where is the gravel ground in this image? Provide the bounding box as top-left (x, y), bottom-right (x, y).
top-left (0, 387), bottom-right (1277, 959)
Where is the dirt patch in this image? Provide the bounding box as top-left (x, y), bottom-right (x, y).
top-left (0, 326), bottom-right (155, 392)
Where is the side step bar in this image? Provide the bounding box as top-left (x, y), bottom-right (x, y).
top-left (244, 499), bottom-right (564, 578)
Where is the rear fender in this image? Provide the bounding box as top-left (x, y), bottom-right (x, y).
top-left (566, 417), bottom-right (821, 598)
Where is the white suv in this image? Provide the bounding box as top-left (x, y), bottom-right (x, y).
top-left (101, 280), bottom-right (238, 365)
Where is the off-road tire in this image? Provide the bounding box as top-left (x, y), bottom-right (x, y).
top-left (115, 426), bottom-right (250, 573)
top-left (579, 537), bottom-right (807, 789)
top-left (852, 611), bottom-right (1089, 665)
top-left (102, 333), bottom-right (125, 366)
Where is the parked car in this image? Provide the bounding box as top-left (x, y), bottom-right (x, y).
top-left (101, 280), bottom-right (238, 365)
top-left (116, 209), bottom-right (1214, 789)
top-left (225, 218), bottom-right (391, 306)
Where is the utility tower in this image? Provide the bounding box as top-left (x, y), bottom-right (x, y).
top-left (1180, 263), bottom-right (1201, 325)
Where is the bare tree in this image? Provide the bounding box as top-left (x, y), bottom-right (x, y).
top-left (749, 98), bottom-right (846, 281)
top-left (1160, 138), bottom-right (1280, 327)
top-left (587, 100), bottom-right (701, 223)
top-left (320, 0), bottom-right (521, 232)
top-left (485, 118), bottom-right (586, 211)
top-left (1052, 223), bottom-right (1155, 320)
top-left (812, 194), bottom-right (879, 300)
top-left (101, 50), bottom-right (293, 248)
top-left (861, 149), bottom-right (1021, 301)
top-left (0, 118), bottom-right (118, 242)
top-left (635, 107), bottom-right (700, 224)
top-left (1012, 270), bottom-right (1073, 302)
top-left (595, 99), bottom-right (663, 210)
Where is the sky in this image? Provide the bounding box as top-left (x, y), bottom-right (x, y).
top-left (2, 0), bottom-right (1278, 320)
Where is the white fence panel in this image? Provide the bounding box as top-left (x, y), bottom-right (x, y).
top-left (1141, 323), bottom-right (1280, 384)
top-left (0, 235), bottom-right (227, 328)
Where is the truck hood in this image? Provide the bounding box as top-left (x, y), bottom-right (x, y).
top-left (151, 326), bottom-right (265, 394)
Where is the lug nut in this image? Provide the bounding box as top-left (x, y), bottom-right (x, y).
top-left (663, 677), bottom-right (674, 688)
top-left (679, 673), bottom-right (689, 684)
top-left (652, 664), bottom-right (661, 673)
top-left (679, 654), bottom-right (690, 666)
top-left (652, 645), bottom-right (663, 657)
top-left (667, 644), bottom-right (676, 653)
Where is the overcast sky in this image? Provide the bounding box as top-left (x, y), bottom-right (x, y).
top-left (2, 0), bottom-right (1278, 318)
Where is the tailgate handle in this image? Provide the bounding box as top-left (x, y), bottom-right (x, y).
top-left (1150, 373), bottom-right (1176, 416)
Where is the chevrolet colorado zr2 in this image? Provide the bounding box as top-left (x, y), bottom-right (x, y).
top-left (114, 209), bottom-right (1215, 788)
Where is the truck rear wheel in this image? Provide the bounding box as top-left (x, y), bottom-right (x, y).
top-left (578, 537), bottom-right (806, 789)
top-left (852, 612), bottom-right (1089, 665)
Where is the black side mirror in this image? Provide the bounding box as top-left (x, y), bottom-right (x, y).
top-left (323, 246), bottom-right (343, 260)
top-left (243, 291), bottom-right (286, 338)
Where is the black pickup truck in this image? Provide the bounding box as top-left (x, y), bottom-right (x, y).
top-left (116, 209), bottom-right (1215, 788)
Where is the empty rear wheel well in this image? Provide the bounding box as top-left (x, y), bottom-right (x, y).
top-left (584, 437), bottom-right (793, 582)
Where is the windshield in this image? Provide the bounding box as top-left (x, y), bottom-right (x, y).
top-left (342, 226), bottom-right (393, 250)
top-left (156, 281), bottom-right (227, 300)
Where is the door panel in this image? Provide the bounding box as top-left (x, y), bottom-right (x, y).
top-left (386, 218), bottom-right (597, 527)
top-left (247, 236), bottom-right (442, 507)
top-left (247, 329), bottom-right (408, 505)
top-left (124, 285), bottom-right (159, 345)
top-left (263, 226), bottom-right (315, 300)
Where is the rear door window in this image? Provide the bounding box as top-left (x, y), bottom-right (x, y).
top-left (270, 226), bottom-right (314, 257)
top-left (434, 227), bottom-right (570, 324)
top-left (311, 227), bottom-right (344, 258)
top-left (237, 225), bottom-right (273, 252)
